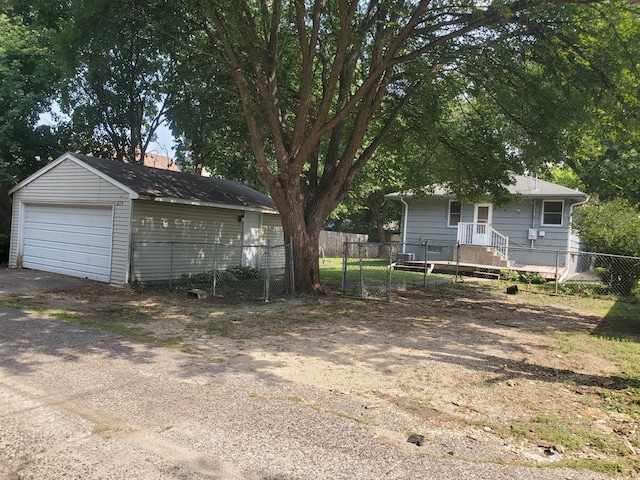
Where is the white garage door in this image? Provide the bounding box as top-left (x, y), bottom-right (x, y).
top-left (21, 205), bottom-right (113, 282)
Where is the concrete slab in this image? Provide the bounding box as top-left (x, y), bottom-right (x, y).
top-left (0, 268), bottom-right (93, 294)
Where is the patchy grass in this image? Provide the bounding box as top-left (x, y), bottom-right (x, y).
top-left (0, 295), bottom-right (182, 349)
top-left (0, 297), bottom-right (80, 321)
top-left (2, 281), bottom-right (640, 477)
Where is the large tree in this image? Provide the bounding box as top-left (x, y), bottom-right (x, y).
top-left (56, 0), bottom-right (177, 162)
top-left (0, 6), bottom-right (71, 262)
top-left (145, 0), bottom-right (637, 294)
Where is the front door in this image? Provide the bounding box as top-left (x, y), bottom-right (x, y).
top-left (472, 204), bottom-right (492, 245)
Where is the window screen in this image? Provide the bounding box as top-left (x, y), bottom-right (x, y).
top-left (448, 201), bottom-right (461, 227)
top-left (542, 201), bottom-right (563, 226)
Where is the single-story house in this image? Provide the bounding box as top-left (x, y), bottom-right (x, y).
top-left (386, 175), bottom-right (590, 277)
top-left (8, 152), bottom-right (283, 285)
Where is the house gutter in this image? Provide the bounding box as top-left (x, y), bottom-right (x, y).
top-left (144, 196), bottom-right (279, 215)
top-left (400, 195), bottom-right (409, 253)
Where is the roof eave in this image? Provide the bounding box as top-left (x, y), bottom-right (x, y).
top-left (148, 196), bottom-right (279, 214)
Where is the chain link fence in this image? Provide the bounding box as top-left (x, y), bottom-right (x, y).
top-left (341, 242), bottom-right (454, 301)
top-left (130, 240), bottom-right (294, 301)
top-left (342, 241), bottom-right (640, 300)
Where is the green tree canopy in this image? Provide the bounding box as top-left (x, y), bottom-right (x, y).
top-left (138, 0), bottom-right (640, 293)
top-left (56, 0), bottom-right (177, 162)
top-left (0, 11), bottom-right (63, 184)
top-left (574, 199), bottom-right (640, 257)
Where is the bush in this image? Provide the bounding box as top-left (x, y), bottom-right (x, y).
top-left (574, 200), bottom-right (640, 296)
top-left (176, 265), bottom-right (261, 290)
top-left (218, 265), bottom-right (260, 282)
top-left (500, 270), bottom-right (520, 282)
top-left (520, 272), bottom-right (547, 284)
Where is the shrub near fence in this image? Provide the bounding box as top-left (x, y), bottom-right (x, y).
top-left (130, 240), bottom-right (294, 301)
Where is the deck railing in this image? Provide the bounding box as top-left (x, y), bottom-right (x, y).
top-left (456, 222), bottom-right (509, 259)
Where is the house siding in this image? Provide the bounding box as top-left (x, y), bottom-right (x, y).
top-left (401, 197), bottom-right (582, 267)
top-left (9, 159), bottom-right (132, 285)
top-left (130, 200), bottom-right (251, 281)
top-left (261, 213), bottom-right (284, 245)
top-left (261, 213), bottom-right (286, 270)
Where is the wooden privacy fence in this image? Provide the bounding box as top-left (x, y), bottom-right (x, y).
top-left (319, 231), bottom-right (368, 258)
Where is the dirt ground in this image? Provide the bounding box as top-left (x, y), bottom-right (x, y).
top-left (6, 278), bottom-right (640, 477)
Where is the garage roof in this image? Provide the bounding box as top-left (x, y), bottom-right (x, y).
top-left (12, 153), bottom-right (278, 214)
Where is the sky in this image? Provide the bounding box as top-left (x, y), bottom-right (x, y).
top-left (148, 123), bottom-right (176, 158)
top-left (39, 104), bottom-right (177, 159)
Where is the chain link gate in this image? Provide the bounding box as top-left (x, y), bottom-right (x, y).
top-left (341, 242), bottom-right (446, 301)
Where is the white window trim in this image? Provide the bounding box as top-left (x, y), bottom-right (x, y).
top-left (542, 200), bottom-right (564, 227)
top-left (447, 200), bottom-right (462, 228)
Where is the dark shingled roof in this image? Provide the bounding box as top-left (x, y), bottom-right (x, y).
top-left (71, 153), bottom-right (277, 212)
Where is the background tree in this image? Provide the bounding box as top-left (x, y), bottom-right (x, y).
top-left (56, 0), bottom-right (176, 162)
top-left (0, 5), bottom-right (70, 262)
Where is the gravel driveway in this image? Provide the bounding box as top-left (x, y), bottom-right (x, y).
top-left (0, 300), bottom-right (614, 480)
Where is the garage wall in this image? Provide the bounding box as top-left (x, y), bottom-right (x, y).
top-left (262, 213), bottom-right (284, 245)
top-left (10, 159), bottom-right (132, 285)
top-left (131, 201), bottom-right (245, 281)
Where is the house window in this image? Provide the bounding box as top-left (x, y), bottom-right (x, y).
top-left (448, 201), bottom-right (462, 227)
top-left (542, 201), bottom-right (564, 226)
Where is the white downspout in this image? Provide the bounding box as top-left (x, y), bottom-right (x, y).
top-left (560, 195), bottom-right (591, 282)
top-left (400, 196), bottom-right (409, 254)
top-left (567, 195), bottom-right (590, 251)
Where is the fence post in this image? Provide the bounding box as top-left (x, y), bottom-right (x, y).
top-left (289, 237), bottom-right (295, 296)
top-left (359, 243), bottom-right (364, 298)
top-left (129, 234), bottom-right (135, 284)
top-left (341, 241), bottom-right (347, 296)
top-left (169, 242), bottom-right (174, 289)
top-left (265, 240), bottom-right (271, 302)
top-left (455, 241), bottom-right (461, 282)
top-left (386, 242), bottom-right (392, 302)
top-left (555, 250), bottom-right (560, 294)
top-left (213, 245), bottom-right (217, 296)
top-left (423, 241), bottom-right (429, 287)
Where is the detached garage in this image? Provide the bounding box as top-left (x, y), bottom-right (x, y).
top-left (9, 153), bottom-right (282, 285)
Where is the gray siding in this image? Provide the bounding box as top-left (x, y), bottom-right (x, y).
top-left (402, 196), bottom-right (583, 267)
top-left (259, 213), bottom-right (286, 271)
top-left (262, 213), bottom-right (284, 246)
top-left (131, 201), bottom-right (244, 281)
top-left (405, 197), bottom-right (579, 250)
top-left (9, 159), bottom-right (132, 285)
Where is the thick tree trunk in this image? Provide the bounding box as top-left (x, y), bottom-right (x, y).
top-left (266, 173), bottom-right (328, 296)
top-left (290, 226), bottom-right (324, 296)
top-left (277, 199), bottom-right (325, 296)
